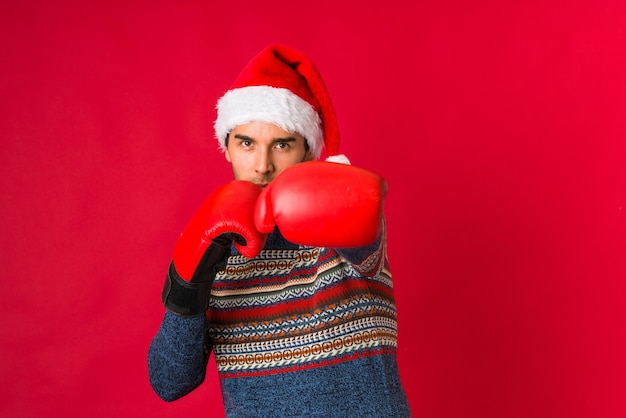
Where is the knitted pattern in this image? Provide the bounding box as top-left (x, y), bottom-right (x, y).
top-left (149, 228), bottom-right (411, 416)
top-left (207, 230), bottom-right (400, 380)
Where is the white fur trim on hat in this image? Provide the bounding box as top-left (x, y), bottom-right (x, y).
top-left (214, 85), bottom-right (324, 159)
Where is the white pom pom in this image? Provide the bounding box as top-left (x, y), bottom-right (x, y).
top-left (325, 154), bottom-right (351, 165)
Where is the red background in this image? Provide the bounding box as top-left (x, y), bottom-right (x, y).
top-left (1, 1), bottom-right (625, 417)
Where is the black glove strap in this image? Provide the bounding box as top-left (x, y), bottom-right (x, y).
top-left (162, 234), bottom-right (238, 316)
top-left (162, 234), bottom-right (239, 316)
top-left (162, 262), bottom-right (211, 316)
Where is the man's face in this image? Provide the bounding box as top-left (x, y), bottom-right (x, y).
top-left (225, 121), bottom-right (312, 185)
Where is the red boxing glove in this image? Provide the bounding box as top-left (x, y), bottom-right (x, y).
top-left (173, 180), bottom-right (267, 281)
top-left (254, 161), bottom-right (387, 248)
top-left (164, 181), bottom-right (267, 316)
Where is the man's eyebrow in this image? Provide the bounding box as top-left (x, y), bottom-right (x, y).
top-left (232, 134), bottom-right (297, 143)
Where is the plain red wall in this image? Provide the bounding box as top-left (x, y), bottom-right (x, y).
top-left (1, 1), bottom-right (625, 417)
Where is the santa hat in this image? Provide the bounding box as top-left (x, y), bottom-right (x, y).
top-left (214, 44), bottom-right (349, 163)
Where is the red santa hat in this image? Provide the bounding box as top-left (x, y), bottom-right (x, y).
top-left (214, 44), bottom-right (349, 163)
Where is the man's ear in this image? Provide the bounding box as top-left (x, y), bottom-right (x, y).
top-left (223, 133), bottom-right (232, 162)
top-left (302, 148), bottom-right (314, 162)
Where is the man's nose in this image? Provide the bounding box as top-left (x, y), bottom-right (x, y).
top-left (254, 149), bottom-right (273, 174)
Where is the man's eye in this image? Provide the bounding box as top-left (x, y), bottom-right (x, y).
top-left (276, 142), bottom-right (289, 150)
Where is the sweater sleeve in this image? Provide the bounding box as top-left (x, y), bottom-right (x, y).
top-left (148, 311), bottom-right (210, 401)
top-left (334, 220), bottom-right (387, 277)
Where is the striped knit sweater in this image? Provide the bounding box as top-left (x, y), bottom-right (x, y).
top-left (149, 227), bottom-right (410, 417)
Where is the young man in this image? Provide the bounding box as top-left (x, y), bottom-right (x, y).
top-left (148, 44), bottom-right (411, 417)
